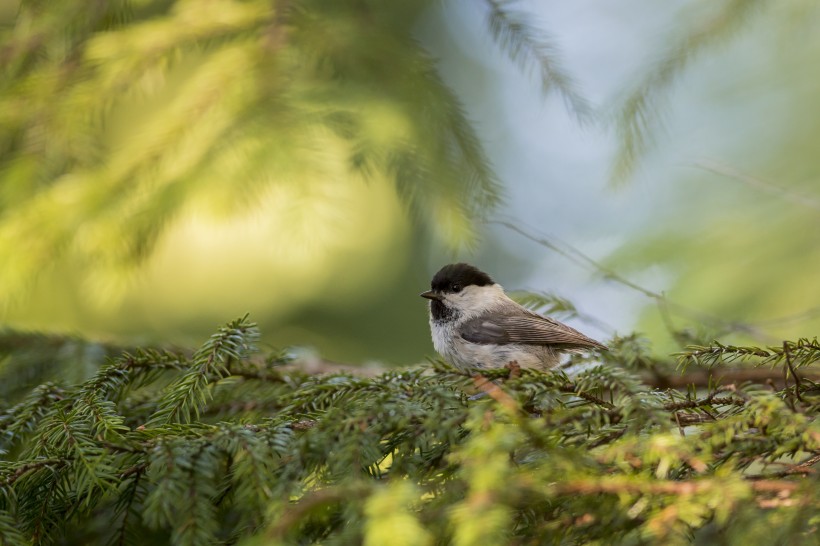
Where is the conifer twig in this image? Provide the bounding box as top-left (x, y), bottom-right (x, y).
top-left (548, 477), bottom-right (799, 496)
top-left (490, 219), bottom-right (775, 341)
top-left (0, 458), bottom-right (67, 487)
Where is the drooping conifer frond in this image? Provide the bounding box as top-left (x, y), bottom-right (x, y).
top-left (612, 0), bottom-right (764, 183)
top-left (485, 0), bottom-right (593, 123)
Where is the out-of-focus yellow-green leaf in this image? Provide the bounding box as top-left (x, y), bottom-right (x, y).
top-left (364, 481), bottom-right (432, 546)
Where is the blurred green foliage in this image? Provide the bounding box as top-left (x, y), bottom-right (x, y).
top-left (0, 0), bottom-right (515, 359)
top-left (2, 0), bottom-right (820, 367)
top-left (609, 0), bottom-right (820, 350)
top-left (0, 0), bottom-right (500, 268)
top-left (0, 0), bottom-right (599, 363)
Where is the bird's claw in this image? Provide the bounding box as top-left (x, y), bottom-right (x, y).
top-left (505, 360), bottom-right (521, 378)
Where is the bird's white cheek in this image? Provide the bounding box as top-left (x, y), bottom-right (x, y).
top-left (441, 294), bottom-right (460, 307)
top-left (449, 285), bottom-right (506, 317)
top-left (442, 293), bottom-right (476, 316)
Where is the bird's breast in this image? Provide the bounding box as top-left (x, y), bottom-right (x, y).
top-left (452, 339), bottom-right (557, 369)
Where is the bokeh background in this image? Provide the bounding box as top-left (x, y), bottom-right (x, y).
top-left (2, 0), bottom-right (819, 365)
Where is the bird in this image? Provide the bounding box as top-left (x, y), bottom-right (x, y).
top-left (420, 263), bottom-right (607, 370)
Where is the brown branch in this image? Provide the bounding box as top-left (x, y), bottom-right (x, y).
top-left (231, 358), bottom-right (818, 394)
top-left (746, 453), bottom-right (820, 480)
top-left (291, 419), bottom-right (317, 431)
top-left (588, 428), bottom-right (628, 448)
top-left (0, 458), bottom-right (67, 487)
top-left (101, 440), bottom-right (143, 454)
top-left (473, 374), bottom-right (519, 411)
top-left (204, 400), bottom-right (282, 416)
top-left (673, 414), bottom-right (716, 426)
top-left (225, 367), bottom-right (287, 382)
top-left (558, 385), bottom-right (616, 409)
top-left (549, 477), bottom-right (800, 497)
top-left (120, 463), bottom-right (149, 479)
top-left (662, 395), bottom-right (744, 411)
top-left (645, 368), bottom-right (820, 389)
top-left (783, 342), bottom-right (805, 403)
top-left (117, 466), bottom-right (144, 546)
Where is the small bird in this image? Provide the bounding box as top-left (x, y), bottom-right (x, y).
top-left (421, 263), bottom-right (607, 370)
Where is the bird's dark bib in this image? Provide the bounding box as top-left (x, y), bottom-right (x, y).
top-left (431, 300), bottom-right (459, 323)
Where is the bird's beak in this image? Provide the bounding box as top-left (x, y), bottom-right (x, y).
top-left (420, 290), bottom-right (442, 301)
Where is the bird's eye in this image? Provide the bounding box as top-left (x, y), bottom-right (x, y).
top-left (451, 283), bottom-right (462, 293)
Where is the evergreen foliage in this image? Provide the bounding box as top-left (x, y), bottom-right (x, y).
top-left (1, 316), bottom-right (817, 545)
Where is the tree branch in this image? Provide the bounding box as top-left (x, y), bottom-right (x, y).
top-left (549, 477), bottom-right (800, 497)
top-left (0, 458), bottom-right (68, 487)
top-left (646, 368), bottom-right (820, 389)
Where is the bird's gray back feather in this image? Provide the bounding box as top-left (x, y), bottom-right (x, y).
top-left (459, 307), bottom-right (608, 351)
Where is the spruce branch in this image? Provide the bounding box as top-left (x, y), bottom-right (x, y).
top-left (0, 509), bottom-right (27, 546)
top-left (662, 395), bottom-right (745, 412)
top-left (485, 0), bottom-right (593, 123)
top-left (612, 0), bottom-right (764, 183)
top-left (0, 321), bottom-right (817, 544)
top-left (0, 458), bottom-right (67, 488)
top-left (557, 384), bottom-right (616, 410)
top-left (0, 383), bottom-right (65, 453)
top-left (648, 367), bottom-right (820, 389)
top-left (677, 339), bottom-right (820, 366)
top-left (147, 316), bottom-right (259, 426)
top-left (264, 485), bottom-right (370, 540)
top-left (746, 452), bottom-right (820, 480)
top-left (112, 464), bottom-right (144, 546)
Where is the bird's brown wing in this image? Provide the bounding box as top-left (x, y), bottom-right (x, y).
top-left (460, 309), bottom-right (608, 350)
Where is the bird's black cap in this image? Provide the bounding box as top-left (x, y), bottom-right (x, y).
top-left (430, 263), bottom-right (494, 292)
